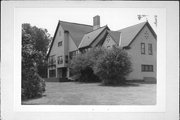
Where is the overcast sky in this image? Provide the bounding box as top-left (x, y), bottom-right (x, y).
top-left (18, 8), bottom-right (159, 37)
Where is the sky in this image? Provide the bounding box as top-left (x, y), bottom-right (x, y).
top-left (18, 8), bottom-right (159, 37)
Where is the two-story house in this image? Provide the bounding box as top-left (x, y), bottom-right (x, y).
top-left (47, 15), bottom-right (157, 82)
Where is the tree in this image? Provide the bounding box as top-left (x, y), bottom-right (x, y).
top-left (22, 23), bottom-right (51, 100)
top-left (94, 47), bottom-right (132, 85)
top-left (22, 23), bottom-right (51, 78)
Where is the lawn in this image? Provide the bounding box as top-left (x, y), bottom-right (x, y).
top-left (22, 82), bottom-right (156, 105)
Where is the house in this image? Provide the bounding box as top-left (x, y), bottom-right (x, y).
top-left (47, 15), bottom-right (157, 82)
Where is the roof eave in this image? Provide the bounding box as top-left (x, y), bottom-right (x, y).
top-left (46, 20), bottom-right (60, 59)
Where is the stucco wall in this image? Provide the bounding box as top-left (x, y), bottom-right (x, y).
top-left (126, 25), bottom-right (157, 80)
top-left (49, 25), bottom-right (65, 68)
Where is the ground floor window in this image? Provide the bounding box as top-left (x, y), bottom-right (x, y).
top-left (141, 65), bottom-right (153, 72)
top-left (49, 69), bottom-right (56, 77)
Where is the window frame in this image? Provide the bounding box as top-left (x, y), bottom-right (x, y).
top-left (48, 55), bottom-right (56, 66)
top-left (148, 43), bottom-right (153, 55)
top-left (141, 65), bottom-right (153, 72)
top-left (141, 43), bottom-right (145, 54)
top-left (57, 56), bottom-right (63, 64)
top-left (58, 41), bottom-right (62, 47)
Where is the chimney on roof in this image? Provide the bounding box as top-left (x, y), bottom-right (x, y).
top-left (93, 15), bottom-right (100, 30)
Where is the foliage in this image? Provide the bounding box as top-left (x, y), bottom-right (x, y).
top-left (69, 47), bottom-right (105, 82)
top-left (22, 23), bottom-right (51, 78)
top-left (22, 23), bottom-right (51, 100)
top-left (94, 47), bottom-right (132, 85)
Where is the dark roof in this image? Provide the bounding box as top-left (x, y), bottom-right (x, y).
top-left (60, 21), bottom-right (93, 47)
top-left (118, 21), bottom-right (157, 47)
top-left (107, 30), bottom-right (121, 45)
top-left (78, 26), bottom-right (107, 48)
top-left (47, 20), bottom-right (93, 58)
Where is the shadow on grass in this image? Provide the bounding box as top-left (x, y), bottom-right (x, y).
top-left (98, 82), bottom-right (140, 87)
top-left (22, 94), bottom-right (47, 103)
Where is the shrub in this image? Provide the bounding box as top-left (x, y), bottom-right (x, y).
top-left (22, 65), bottom-right (46, 100)
top-left (70, 47), bottom-right (105, 82)
top-left (94, 47), bottom-right (132, 85)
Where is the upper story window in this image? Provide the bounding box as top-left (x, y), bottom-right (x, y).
top-left (57, 56), bottom-right (63, 64)
top-left (48, 55), bottom-right (56, 66)
top-left (141, 43), bottom-right (145, 54)
top-left (141, 65), bottom-right (153, 72)
top-left (58, 41), bottom-right (62, 47)
top-left (148, 43), bottom-right (153, 55)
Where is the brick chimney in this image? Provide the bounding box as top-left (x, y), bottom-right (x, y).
top-left (93, 15), bottom-right (100, 30)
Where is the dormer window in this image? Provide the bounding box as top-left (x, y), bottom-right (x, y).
top-left (58, 41), bottom-right (62, 47)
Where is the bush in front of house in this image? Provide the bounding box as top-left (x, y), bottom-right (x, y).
top-left (70, 47), bottom-right (105, 82)
top-left (94, 47), bottom-right (132, 85)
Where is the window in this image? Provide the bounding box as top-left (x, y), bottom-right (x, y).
top-left (48, 55), bottom-right (56, 66)
top-left (49, 69), bottom-right (56, 77)
top-left (148, 43), bottom-right (153, 55)
top-left (57, 56), bottom-right (63, 64)
top-left (58, 41), bottom-right (62, 47)
top-left (141, 43), bottom-right (145, 54)
top-left (141, 65), bottom-right (153, 72)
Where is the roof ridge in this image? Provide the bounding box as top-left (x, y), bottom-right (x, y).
top-left (118, 21), bottom-right (147, 31)
top-left (59, 20), bottom-right (93, 27)
top-left (108, 30), bottom-right (120, 33)
top-left (84, 25), bottom-right (107, 34)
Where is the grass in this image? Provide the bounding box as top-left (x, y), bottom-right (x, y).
top-left (22, 82), bottom-right (156, 105)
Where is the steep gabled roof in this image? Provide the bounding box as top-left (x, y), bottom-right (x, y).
top-left (78, 26), bottom-right (107, 49)
top-left (47, 20), bottom-right (93, 58)
top-left (60, 21), bottom-right (93, 47)
top-left (118, 21), bottom-right (157, 47)
top-left (107, 30), bottom-right (121, 45)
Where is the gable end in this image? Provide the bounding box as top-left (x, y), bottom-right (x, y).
top-left (127, 22), bottom-right (157, 47)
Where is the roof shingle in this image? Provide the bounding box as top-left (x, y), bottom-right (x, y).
top-left (107, 31), bottom-right (121, 45)
top-left (78, 26), bottom-right (107, 48)
top-left (118, 22), bottom-right (147, 47)
top-left (60, 21), bottom-right (93, 47)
